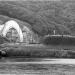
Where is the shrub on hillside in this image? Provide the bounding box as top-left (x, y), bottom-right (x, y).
top-left (1, 46), bottom-right (75, 58)
top-left (42, 35), bottom-right (75, 45)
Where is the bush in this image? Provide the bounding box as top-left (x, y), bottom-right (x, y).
top-left (42, 35), bottom-right (75, 45)
top-left (1, 45), bottom-right (75, 58)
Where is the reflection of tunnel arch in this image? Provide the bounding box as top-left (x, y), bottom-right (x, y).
top-left (1, 20), bottom-right (23, 42)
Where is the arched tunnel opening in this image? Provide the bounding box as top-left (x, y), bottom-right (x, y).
top-left (6, 28), bottom-right (20, 43)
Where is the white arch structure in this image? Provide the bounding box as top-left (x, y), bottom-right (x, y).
top-left (1, 20), bottom-right (23, 42)
top-left (22, 25), bottom-right (33, 43)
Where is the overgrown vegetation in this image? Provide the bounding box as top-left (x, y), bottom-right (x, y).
top-left (0, 0), bottom-right (75, 36)
top-left (42, 35), bottom-right (75, 45)
top-left (0, 35), bottom-right (10, 44)
top-left (1, 0), bottom-right (75, 58)
top-left (1, 45), bottom-right (75, 58)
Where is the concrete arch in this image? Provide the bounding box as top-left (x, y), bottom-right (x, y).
top-left (2, 20), bottom-right (23, 42)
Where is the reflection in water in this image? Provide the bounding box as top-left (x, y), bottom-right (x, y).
top-left (0, 58), bottom-right (75, 74)
top-left (0, 58), bottom-right (48, 74)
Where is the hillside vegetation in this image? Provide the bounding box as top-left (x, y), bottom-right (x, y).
top-left (0, 0), bottom-right (75, 36)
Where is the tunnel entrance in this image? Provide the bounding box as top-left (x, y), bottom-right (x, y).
top-left (6, 28), bottom-right (20, 43)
